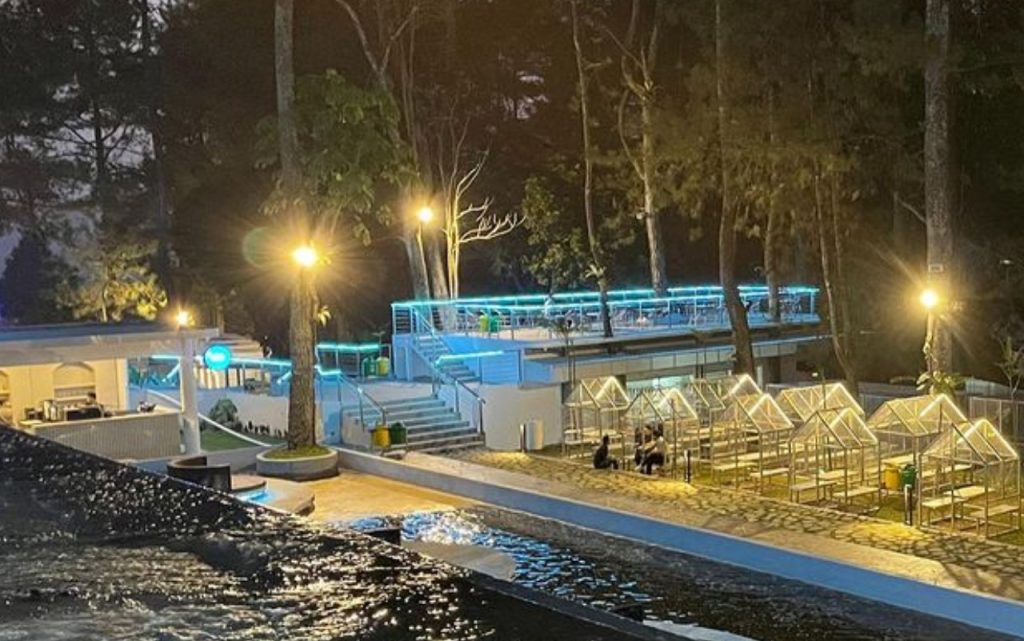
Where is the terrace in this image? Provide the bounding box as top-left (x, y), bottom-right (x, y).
top-left (393, 284), bottom-right (819, 343)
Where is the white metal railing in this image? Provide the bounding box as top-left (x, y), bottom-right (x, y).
top-left (138, 387), bottom-right (271, 447)
top-left (317, 367), bottom-right (388, 430)
top-left (393, 285), bottom-right (818, 338)
top-left (411, 310), bottom-right (486, 433)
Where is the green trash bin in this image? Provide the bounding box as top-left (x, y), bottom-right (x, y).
top-left (389, 421), bottom-right (407, 445)
top-left (900, 464), bottom-right (917, 489)
top-left (361, 357), bottom-right (377, 378)
top-left (489, 315), bottom-right (501, 333)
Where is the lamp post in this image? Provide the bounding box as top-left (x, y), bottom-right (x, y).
top-left (920, 288), bottom-right (940, 376)
top-left (173, 308), bottom-right (201, 455)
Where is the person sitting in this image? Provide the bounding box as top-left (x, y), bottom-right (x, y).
top-left (642, 430), bottom-right (667, 475)
top-left (593, 435), bottom-right (619, 470)
top-left (634, 424), bottom-right (653, 467)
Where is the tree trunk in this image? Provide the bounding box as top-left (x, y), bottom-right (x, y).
top-left (641, 98), bottom-right (668, 296)
top-left (714, 0), bottom-right (754, 374)
top-left (814, 168), bottom-right (857, 392)
top-left (765, 85), bottom-right (782, 323)
top-left (925, 0), bottom-right (954, 373)
top-left (275, 0), bottom-right (300, 197)
top-left (287, 269), bottom-right (317, 448)
top-left (570, 0), bottom-right (612, 338)
top-left (138, 0), bottom-right (173, 297)
top-left (276, 0), bottom-right (315, 448)
top-left (404, 228), bottom-right (431, 300)
top-left (426, 231), bottom-right (449, 299)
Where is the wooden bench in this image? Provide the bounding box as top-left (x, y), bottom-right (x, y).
top-left (836, 485), bottom-right (878, 501)
top-left (751, 466), bottom-right (789, 480)
top-left (965, 503), bottom-right (1020, 518)
top-left (790, 479), bottom-right (836, 503)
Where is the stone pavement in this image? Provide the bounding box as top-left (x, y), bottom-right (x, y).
top-left (441, 450), bottom-right (1024, 602)
top-left (306, 470), bottom-right (474, 524)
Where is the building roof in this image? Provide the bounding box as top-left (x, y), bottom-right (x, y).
top-left (0, 322), bottom-right (219, 367)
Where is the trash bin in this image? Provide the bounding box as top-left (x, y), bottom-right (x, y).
top-left (362, 357), bottom-right (377, 378)
top-left (489, 315), bottom-right (501, 333)
top-left (883, 467), bottom-right (901, 491)
top-left (900, 464), bottom-right (917, 489)
top-left (478, 314), bottom-right (490, 333)
top-left (388, 421), bottom-right (407, 445)
top-left (524, 419), bottom-right (544, 451)
top-left (376, 356), bottom-right (390, 377)
top-left (372, 424), bottom-right (391, 448)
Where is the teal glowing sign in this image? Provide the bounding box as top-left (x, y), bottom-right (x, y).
top-left (203, 344), bottom-right (232, 371)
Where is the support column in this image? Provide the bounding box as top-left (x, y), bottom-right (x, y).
top-left (179, 335), bottom-right (201, 454)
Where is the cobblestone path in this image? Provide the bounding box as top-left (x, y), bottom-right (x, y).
top-left (447, 450), bottom-right (1024, 598)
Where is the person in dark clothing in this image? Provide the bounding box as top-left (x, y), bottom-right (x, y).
top-left (593, 435), bottom-right (619, 470)
top-left (642, 429), bottom-right (667, 475)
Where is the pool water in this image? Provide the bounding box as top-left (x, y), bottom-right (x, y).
top-left (350, 507), bottom-right (1020, 641)
top-left (0, 428), bottom-right (664, 641)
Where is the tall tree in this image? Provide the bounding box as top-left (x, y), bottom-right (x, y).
top-left (618, 0), bottom-right (668, 296)
top-left (275, 0), bottom-right (316, 450)
top-left (925, 0), bottom-right (954, 374)
top-left (714, 0), bottom-right (754, 374)
top-left (333, 0), bottom-right (433, 301)
top-left (570, 0), bottom-right (612, 338)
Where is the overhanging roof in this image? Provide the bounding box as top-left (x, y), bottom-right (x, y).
top-left (0, 323), bottom-right (220, 368)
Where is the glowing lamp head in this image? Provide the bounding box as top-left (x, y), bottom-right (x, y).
top-left (416, 206), bottom-right (434, 224)
top-left (291, 244), bottom-right (319, 268)
top-left (174, 309), bottom-right (193, 328)
top-left (920, 289), bottom-right (939, 310)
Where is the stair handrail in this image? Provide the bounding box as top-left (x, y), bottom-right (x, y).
top-left (136, 386), bottom-right (272, 447)
top-left (317, 365), bottom-right (388, 430)
top-left (410, 309), bottom-right (486, 434)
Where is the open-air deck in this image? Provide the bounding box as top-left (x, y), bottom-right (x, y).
top-left (392, 285), bottom-right (819, 344)
top-left (391, 285), bottom-right (823, 386)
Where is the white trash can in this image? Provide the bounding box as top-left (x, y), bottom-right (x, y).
top-left (525, 419), bottom-right (544, 451)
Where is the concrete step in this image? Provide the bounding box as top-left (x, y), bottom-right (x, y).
top-left (417, 438), bottom-right (486, 454)
top-left (403, 416), bottom-right (470, 431)
top-left (406, 426), bottom-right (478, 443)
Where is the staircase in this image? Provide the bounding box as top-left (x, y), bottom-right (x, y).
top-left (349, 394), bottom-right (484, 454)
top-left (411, 334), bottom-right (479, 385)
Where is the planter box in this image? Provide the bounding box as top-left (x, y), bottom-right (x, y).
top-left (256, 448), bottom-right (339, 481)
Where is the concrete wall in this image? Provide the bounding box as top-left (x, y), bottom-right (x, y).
top-left (32, 409), bottom-right (181, 460)
top-left (338, 449), bottom-right (1024, 639)
top-left (1, 358), bottom-right (128, 422)
top-left (480, 383), bottom-right (563, 450)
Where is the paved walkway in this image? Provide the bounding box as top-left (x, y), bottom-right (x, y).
top-left (438, 451), bottom-right (1024, 602)
top-left (306, 471), bottom-right (474, 524)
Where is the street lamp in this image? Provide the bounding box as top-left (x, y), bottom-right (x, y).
top-left (919, 288), bottom-right (939, 310)
top-left (920, 288), bottom-right (940, 375)
top-left (416, 206), bottom-right (435, 225)
top-left (174, 309), bottom-right (193, 329)
top-left (291, 244), bottom-right (319, 269)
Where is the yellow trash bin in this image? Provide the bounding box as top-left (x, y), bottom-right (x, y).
top-left (883, 467), bottom-right (901, 491)
top-left (376, 356), bottom-right (390, 377)
top-left (372, 424), bottom-right (391, 448)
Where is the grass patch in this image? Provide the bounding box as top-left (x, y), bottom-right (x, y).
top-left (200, 429), bottom-right (282, 452)
top-left (263, 444), bottom-right (333, 460)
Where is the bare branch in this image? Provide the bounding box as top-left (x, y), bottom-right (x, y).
top-left (894, 191), bottom-right (926, 225)
top-left (332, 0), bottom-right (387, 88)
top-left (459, 207), bottom-right (524, 244)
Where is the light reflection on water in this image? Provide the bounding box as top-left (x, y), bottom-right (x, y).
top-left (0, 430), bottom-right (641, 641)
top-left (349, 508), bottom-right (1020, 641)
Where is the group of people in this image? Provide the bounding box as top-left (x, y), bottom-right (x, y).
top-left (592, 423), bottom-right (668, 475)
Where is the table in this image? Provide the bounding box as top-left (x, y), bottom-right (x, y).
top-left (882, 454), bottom-right (914, 469)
